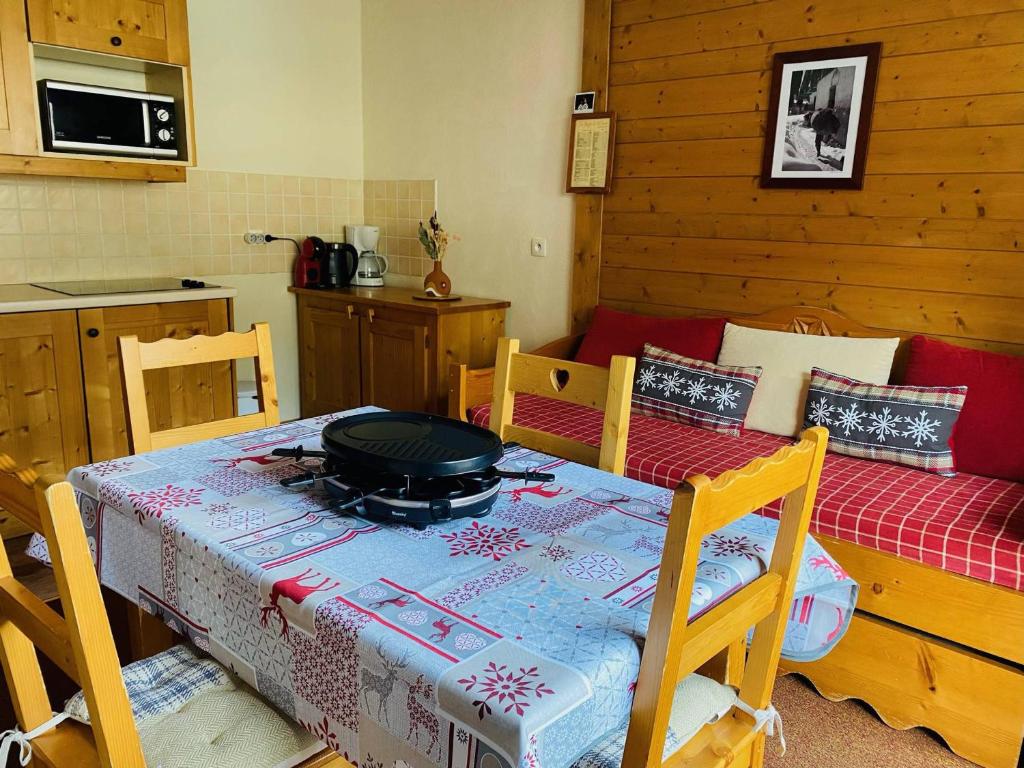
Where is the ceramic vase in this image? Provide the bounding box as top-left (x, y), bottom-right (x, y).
top-left (423, 260), bottom-right (452, 297)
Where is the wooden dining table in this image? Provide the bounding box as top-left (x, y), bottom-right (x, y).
top-left (37, 407), bottom-right (858, 768)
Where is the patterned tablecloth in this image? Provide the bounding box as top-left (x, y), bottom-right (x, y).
top-left (52, 408), bottom-right (857, 768)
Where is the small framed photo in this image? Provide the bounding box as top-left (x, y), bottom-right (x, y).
top-left (760, 43), bottom-right (881, 189)
top-left (573, 91), bottom-right (596, 114)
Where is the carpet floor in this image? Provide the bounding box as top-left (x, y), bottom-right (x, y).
top-left (764, 675), bottom-right (980, 768)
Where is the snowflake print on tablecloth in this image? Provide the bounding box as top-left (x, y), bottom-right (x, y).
top-left (82, 458), bottom-right (133, 480)
top-left (126, 484), bottom-right (204, 523)
top-left (441, 521), bottom-right (529, 561)
top-left (807, 396), bottom-right (834, 426)
top-left (290, 600), bottom-right (371, 731)
top-left (454, 632), bottom-right (486, 652)
top-left (397, 609), bottom-right (429, 626)
top-left (561, 551), bottom-right (626, 583)
top-left (636, 366), bottom-right (659, 392)
top-left (361, 755), bottom-right (385, 768)
top-left (539, 542), bottom-right (574, 562)
top-left (705, 533), bottom-right (765, 561)
top-left (298, 715), bottom-right (339, 752)
top-left (683, 376), bottom-right (710, 404)
top-left (458, 662), bottom-right (555, 719)
top-left (438, 561), bottom-right (529, 609)
top-left (659, 370), bottom-right (684, 396)
top-left (866, 406), bottom-right (903, 443)
top-left (834, 402), bottom-right (865, 436)
top-left (357, 584), bottom-right (388, 601)
top-left (205, 502), bottom-right (267, 532)
top-left (902, 409), bottom-right (942, 447)
top-left (710, 381), bottom-right (740, 411)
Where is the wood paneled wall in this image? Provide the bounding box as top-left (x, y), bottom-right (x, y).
top-left (578, 0), bottom-right (1024, 355)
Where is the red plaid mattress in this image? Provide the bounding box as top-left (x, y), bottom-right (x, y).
top-left (471, 395), bottom-right (1024, 591)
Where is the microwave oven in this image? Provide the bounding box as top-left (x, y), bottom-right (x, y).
top-left (38, 80), bottom-right (179, 159)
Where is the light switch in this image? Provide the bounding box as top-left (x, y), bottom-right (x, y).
top-left (531, 238), bottom-right (547, 257)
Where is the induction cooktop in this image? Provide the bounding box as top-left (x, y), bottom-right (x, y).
top-left (33, 278), bottom-right (217, 296)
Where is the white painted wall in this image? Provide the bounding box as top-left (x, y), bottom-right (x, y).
top-left (361, 0), bottom-right (584, 349)
top-left (186, 0), bottom-right (365, 417)
top-left (187, 0), bottom-right (364, 179)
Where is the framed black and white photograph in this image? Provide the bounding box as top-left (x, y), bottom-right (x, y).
top-left (760, 43), bottom-right (881, 189)
top-left (573, 91), bottom-right (595, 113)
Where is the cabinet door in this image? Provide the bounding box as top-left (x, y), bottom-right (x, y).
top-left (0, 1), bottom-right (38, 156)
top-left (0, 310), bottom-right (88, 537)
top-left (26, 0), bottom-right (190, 64)
top-left (79, 300), bottom-right (232, 461)
top-left (360, 313), bottom-right (429, 412)
top-left (297, 298), bottom-right (362, 418)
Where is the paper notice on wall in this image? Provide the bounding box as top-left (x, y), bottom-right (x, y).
top-left (571, 116), bottom-right (611, 188)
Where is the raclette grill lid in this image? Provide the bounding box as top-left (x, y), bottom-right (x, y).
top-left (320, 411), bottom-right (504, 477)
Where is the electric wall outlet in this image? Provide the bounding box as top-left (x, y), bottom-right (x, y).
top-left (243, 230), bottom-right (266, 245)
top-left (530, 237), bottom-right (547, 257)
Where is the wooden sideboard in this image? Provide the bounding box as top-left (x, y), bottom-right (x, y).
top-left (290, 286), bottom-right (509, 417)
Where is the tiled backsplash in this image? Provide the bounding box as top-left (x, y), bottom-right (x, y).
top-left (0, 171), bottom-right (438, 284)
top-left (364, 179), bottom-right (437, 278)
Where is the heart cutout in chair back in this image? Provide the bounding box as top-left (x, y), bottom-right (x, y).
top-left (550, 368), bottom-right (570, 392)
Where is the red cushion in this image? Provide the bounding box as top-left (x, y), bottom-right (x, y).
top-left (574, 306), bottom-right (725, 367)
top-left (902, 335), bottom-right (1024, 482)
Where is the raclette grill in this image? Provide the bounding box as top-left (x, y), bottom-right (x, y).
top-left (275, 412), bottom-right (553, 528)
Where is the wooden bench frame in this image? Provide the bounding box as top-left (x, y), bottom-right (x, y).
top-left (448, 305), bottom-right (1024, 768)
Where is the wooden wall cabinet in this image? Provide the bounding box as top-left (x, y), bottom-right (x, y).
top-left (0, 1), bottom-right (37, 156)
top-left (0, 0), bottom-right (195, 182)
top-left (292, 287), bottom-right (509, 418)
top-left (26, 0), bottom-right (190, 65)
top-left (78, 300), bottom-right (233, 461)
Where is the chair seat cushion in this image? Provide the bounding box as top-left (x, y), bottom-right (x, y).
top-left (136, 683), bottom-right (324, 768)
top-left (571, 674), bottom-right (737, 767)
top-left (63, 644), bottom-right (324, 768)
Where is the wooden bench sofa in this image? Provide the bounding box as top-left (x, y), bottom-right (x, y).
top-left (448, 305), bottom-right (1024, 768)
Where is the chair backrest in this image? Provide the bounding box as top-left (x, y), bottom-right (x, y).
top-left (622, 427), bottom-right (829, 767)
top-left (119, 322), bottom-right (279, 453)
top-left (488, 337), bottom-right (636, 474)
top-left (0, 455), bottom-right (145, 767)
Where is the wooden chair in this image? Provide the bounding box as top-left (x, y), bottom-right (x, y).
top-left (119, 322), bottom-right (279, 454)
top-left (0, 453), bottom-right (347, 768)
top-left (489, 336), bottom-right (636, 474)
top-left (609, 427), bottom-right (829, 768)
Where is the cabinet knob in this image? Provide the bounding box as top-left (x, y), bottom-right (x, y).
top-left (86, 328), bottom-right (100, 338)
top-left (110, 35), bottom-right (123, 47)
top-left (346, 304), bottom-right (354, 320)
top-left (366, 308), bottom-right (375, 324)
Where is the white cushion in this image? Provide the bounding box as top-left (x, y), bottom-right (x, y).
top-left (571, 673), bottom-right (737, 767)
top-left (716, 323), bottom-right (899, 436)
top-left (137, 682), bottom-right (324, 768)
top-left (63, 645), bottom-right (324, 768)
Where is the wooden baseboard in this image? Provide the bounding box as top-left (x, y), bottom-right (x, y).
top-left (780, 611), bottom-right (1024, 768)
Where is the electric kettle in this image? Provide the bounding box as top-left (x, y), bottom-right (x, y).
top-left (352, 250), bottom-right (389, 287)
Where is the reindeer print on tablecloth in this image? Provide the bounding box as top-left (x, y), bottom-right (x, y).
top-left (361, 639), bottom-right (410, 726)
top-left (406, 674), bottom-right (441, 759)
top-left (260, 567), bottom-right (340, 637)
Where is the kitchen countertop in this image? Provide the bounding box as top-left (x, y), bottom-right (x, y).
top-left (0, 283), bottom-right (237, 314)
top-left (288, 285), bottom-right (510, 314)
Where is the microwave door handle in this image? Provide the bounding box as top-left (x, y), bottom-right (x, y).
top-left (142, 102), bottom-right (151, 145)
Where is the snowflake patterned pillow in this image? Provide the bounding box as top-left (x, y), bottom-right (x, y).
top-left (803, 368), bottom-right (967, 476)
top-left (632, 343), bottom-right (762, 436)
